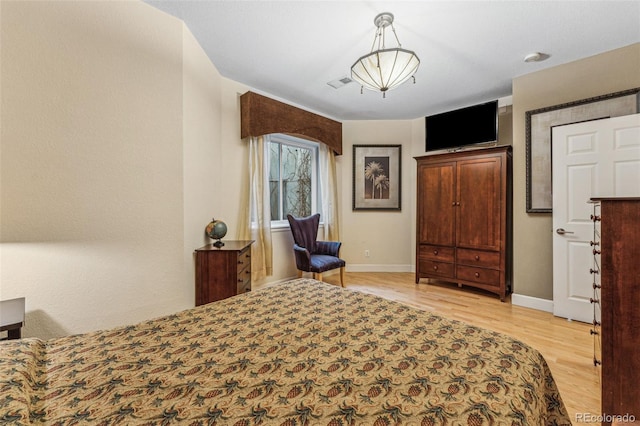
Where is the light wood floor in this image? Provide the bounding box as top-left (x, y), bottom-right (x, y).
top-left (322, 271), bottom-right (600, 423)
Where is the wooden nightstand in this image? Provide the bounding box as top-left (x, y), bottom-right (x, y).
top-left (1, 297), bottom-right (25, 340)
top-left (195, 240), bottom-right (253, 306)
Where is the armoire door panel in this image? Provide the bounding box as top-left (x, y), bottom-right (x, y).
top-left (418, 162), bottom-right (455, 246)
top-left (456, 157), bottom-right (502, 251)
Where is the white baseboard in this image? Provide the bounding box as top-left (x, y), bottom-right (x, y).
top-left (511, 293), bottom-right (554, 313)
top-left (346, 264), bottom-right (414, 273)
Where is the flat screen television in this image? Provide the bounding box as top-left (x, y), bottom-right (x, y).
top-left (425, 100), bottom-right (498, 152)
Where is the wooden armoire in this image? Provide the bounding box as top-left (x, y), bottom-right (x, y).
top-left (415, 146), bottom-right (512, 301)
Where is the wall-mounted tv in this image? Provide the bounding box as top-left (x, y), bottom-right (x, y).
top-left (425, 100), bottom-right (498, 152)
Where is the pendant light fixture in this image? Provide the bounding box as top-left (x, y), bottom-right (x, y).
top-left (351, 12), bottom-right (420, 98)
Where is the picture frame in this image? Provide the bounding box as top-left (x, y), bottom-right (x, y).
top-left (352, 144), bottom-right (401, 211)
top-left (525, 88), bottom-right (640, 213)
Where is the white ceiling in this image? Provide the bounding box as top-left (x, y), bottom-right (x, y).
top-left (144, 1), bottom-right (640, 121)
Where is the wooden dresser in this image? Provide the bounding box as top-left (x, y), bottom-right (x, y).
top-left (593, 198), bottom-right (640, 425)
top-left (415, 146), bottom-right (512, 301)
top-left (195, 240), bottom-right (253, 306)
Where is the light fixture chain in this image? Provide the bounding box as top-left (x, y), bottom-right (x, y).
top-left (390, 23), bottom-right (402, 47)
top-left (369, 27), bottom-right (379, 53)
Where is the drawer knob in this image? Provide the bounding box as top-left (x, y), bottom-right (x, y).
top-left (433, 250), bottom-right (438, 255)
top-left (475, 255), bottom-right (480, 261)
top-left (474, 272), bottom-right (480, 278)
top-left (433, 265), bottom-right (438, 271)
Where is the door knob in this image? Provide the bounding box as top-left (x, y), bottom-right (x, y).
top-left (556, 228), bottom-right (574, 235)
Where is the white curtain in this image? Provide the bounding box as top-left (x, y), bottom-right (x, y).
top-left (319, 143), bottom-right (340, 242)
top-left (239, 135), bottom-right (273, 280)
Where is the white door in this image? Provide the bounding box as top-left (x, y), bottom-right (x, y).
top-left (552, 113), bottom-right (640, 322)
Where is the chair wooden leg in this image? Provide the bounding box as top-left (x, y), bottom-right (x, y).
top-left (297, 270), bottom-right (303, 278)
top-left (315, 272), bottom-right (323, 282)
top-left (340, 267), bottom-right (345, 287)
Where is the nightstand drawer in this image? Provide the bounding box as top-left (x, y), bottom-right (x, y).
top-left (237, 248), bottom-right (251, 273)
top-left (237, 246), bottom-right (251, 295)
top-left (457, 248), bottom-right (500, 268)
top-left (237, 269), bottom-right (251, 294)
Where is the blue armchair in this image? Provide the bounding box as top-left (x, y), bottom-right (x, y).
top-left (287, 214), bottom-right (345, 286)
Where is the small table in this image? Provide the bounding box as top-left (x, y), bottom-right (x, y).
top-left (1, 297), bottom-right (25, 340)
top-left (195, 241), bottom-right (253, 305)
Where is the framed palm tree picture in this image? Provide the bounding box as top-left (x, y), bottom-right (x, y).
top-left (352, 144), bottom-right (401, 211)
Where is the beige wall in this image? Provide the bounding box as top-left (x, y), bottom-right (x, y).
top-left (341, 121), bottom-right (418, 272)
top-left (512, 43), bottom-right (640, 300)
top-left (0, 1), bottom-right (223, 338)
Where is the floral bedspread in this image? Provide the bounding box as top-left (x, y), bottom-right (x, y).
top-left (0, 279), bottom-right (570, 425)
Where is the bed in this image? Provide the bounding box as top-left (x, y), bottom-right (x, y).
top-left (1, 278), bottom-right (571, 425)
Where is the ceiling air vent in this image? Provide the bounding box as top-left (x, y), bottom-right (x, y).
top-left (327, 76), bottom-right (353, 89)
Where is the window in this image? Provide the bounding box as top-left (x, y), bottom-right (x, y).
top-left (268, 134), bottom-right (319, 224)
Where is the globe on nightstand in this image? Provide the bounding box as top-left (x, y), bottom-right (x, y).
top-left (205, 218), bottom-right (227, 248)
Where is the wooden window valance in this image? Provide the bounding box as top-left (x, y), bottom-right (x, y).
top-left (240, 91), bottom-right (342, 155)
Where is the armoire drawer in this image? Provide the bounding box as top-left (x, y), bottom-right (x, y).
top-left (456, 265), bottom-right (500, 286)
top-left (419, 260), bottom-right (455, 278)
top-left (457, 248), bottom-right (500, 269)
top-left (419, 244), bottom-right (455, 262)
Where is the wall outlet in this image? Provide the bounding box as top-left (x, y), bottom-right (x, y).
top-left (364, 249), bottom-right (370, 257)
